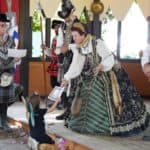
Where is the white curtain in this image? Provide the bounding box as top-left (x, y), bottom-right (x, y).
top-left (30, 0), bottom-right (60, 18)
top-left (30, 0), bottom-right (150, 20)
top-left (71, 0), bottom-right (92, 18)
top-left (138, 0), bottom-right (150, 19)
top-left (100, 0), bottom-right (110, 19)
top-left (104, 0), bottom-right (133, 21)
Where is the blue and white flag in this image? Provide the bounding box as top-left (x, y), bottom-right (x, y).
top-left (9, 25), bottom-right (19, 48)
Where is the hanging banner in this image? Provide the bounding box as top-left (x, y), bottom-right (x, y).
top-left (108, 0), bottom-right (133, 21)
top-left (30, 0), bottom-right (60, 18)
top-left (30, 0), bottom-right (150, 20)
top-left (138, 0), bottom-right (150, 20)
top-left (30, 0), bottom-right (38, 16)
top-left (100, 0), bottom-right (111, 20)
top-left (30, 0), bottom-right (92, 18)
top-left (72, 0), bottom-right (91, 18)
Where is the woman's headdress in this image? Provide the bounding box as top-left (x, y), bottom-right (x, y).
top-left (71, 22), bottom-right (86, 33)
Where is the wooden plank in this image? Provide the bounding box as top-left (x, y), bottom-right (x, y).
top-left (29, 62), bottom-right (52, 96)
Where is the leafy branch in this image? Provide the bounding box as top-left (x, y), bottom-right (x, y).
top-left (80, 6), bottom-right (91, 24)
top-left (32, 11), bottom-right (41, 32)
top-left (102, 8), bottom-right (115, 24)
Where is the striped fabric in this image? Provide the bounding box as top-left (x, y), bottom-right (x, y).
top-left (67, 70), bottom-right (149, 135)
top-left (66, 39), bottom-right (149, 136)
top-left (0, 35), bottom-right (16, 103)
top-left (68, 75), bottom-right (110, 134)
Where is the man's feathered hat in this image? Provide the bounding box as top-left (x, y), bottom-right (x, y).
top-left (58, 0), bottom-right (75, 19)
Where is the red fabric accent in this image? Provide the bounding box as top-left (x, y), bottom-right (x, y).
top-left (0, 0), bottom-right (20, 83)
top-left (0, 0), bottom-right (7, 13)
top-left (0, 0), bottom-right (19, 24)
top-left (47, 37), bottom-right (59, 77)
top-left (47, 53), bottom-right (59, 77)
top-left (14, 65), bottom-right (20, 83)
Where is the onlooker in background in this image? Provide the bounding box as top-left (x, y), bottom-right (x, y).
top-left (0, 13), bottom-right (21, 132)
top-left (41, 20), bottom-right (64, 110)
top-left (141, 42), bottom-right (150, 80)
top-left (42, 20), bottom-right (64, 88)
top-left (55, 0), bottom-right (80, 120)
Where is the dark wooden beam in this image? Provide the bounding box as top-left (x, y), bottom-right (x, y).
top-left (91, 0), bottom-right (102, 39)
top-left (19, 0), bottom-right (32, 96)
top-left (45, 18), bottom-right (51, 48)
top-left (93, 14), bottom-right (101, 39)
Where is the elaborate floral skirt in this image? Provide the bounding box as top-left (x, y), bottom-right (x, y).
top-left (67, 68), bottom-right (149, 135)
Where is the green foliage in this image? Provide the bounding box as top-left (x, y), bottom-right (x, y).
top-left (80, 6), bottom-right (91, 24)
top-left (32, 11), bottom-right (41, 32)
top-left (102, 8), bottom-right (115, 24)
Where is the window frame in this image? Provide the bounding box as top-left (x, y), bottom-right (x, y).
top-left (116, 21), bottom-right (149, 63)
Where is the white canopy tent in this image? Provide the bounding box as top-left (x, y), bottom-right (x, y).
top-left (30, 0), bottom-right (150, 20)
top-left (29, 0), bottom-right (92, 18)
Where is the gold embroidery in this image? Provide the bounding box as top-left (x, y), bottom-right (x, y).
top-left (110, 71), bottom-right (122, 115)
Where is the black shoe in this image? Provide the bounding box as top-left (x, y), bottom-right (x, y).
top-left (57, 104), bottom-right (64, 110)
top-left (56, 110), bottom-right (69, 120)
top-left (56, 113), bottom-right (66, 120)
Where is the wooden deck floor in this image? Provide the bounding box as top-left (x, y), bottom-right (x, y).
top-left (8, 100), bottom-right (150, 150)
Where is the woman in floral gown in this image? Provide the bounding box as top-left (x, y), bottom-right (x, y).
top-left (61, 22), bottom-right (149, 136)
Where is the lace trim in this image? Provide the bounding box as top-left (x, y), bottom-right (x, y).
top-left (77, 34), bottom-right (92, 48)
top-left (110, 111), bottom-right (148, 134)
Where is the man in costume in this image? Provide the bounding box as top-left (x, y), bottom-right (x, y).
top-left (0, 13), bottom-right (21, 132)
top-left (56, 0), bottom-right (79, 120)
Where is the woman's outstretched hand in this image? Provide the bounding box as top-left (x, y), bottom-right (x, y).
top-left (93, 64), bottom-right (103, 76)
top-left (61, 79), bottom-right (69, 87)
top-left (60, 43), bottom-right (68, 54)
